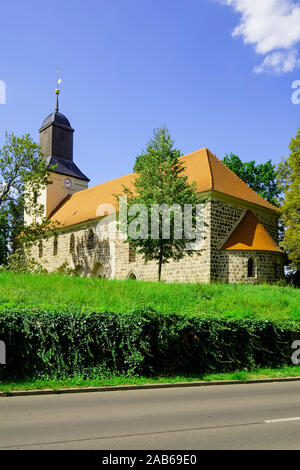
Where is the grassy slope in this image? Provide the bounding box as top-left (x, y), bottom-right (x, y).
top-left (0, 272), bottom-right (299, 321)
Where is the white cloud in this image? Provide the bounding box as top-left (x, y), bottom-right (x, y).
top-left (254, 49), bottom-right (300, 74)
top-left (217, 0), bottom-right (300, 74)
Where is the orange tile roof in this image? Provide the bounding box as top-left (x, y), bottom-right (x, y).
top-left (221, 210), bottom-right (282, 252)
top-left (50, 173), bottom-right (136, 227)
top-left (50, 148), bottom-right (278, 228)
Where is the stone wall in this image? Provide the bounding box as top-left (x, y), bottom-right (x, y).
top-left (210, 196), bottom-right (283, 283)
top-left (226, 251), bottom-right (284, 284)
top-left (30, 201), bottom-right (212, 283)
top-left (28, 195), bottom-right (284, 284)
top-left (113, 200), bottom-right (211, 283)
top-left (30, 222), bottom-right (112, 278)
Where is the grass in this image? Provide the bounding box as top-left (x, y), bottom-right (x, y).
top-left (1, 366), bottom-right (300, 392)
top-left (0, 271), bottom-right (299, 321)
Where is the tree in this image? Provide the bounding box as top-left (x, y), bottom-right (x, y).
top-left (277, 128), bottom-right (300, 271)
top-left (0, 133), bottom-right (54, 265)
top-left (120, 127), bottom-right (204, 281)
top-left (0, 211), bottom-right (9, 265)
top-left (223, 153), bottom-right (280, 205)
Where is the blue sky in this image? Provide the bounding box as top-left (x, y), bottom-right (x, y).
top-left (0, 0), bottom-right (300, 187)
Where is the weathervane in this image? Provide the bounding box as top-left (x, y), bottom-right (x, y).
top-left (55, 67), bottom-right (62, 112)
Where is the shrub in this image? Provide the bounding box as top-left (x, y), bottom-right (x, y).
top-left (0, 307), bottom-right (298, 381)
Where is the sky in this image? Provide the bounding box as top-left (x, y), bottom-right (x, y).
top-left (0, 0), bottom-right (300, 187)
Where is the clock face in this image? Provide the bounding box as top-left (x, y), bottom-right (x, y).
top-left (64, 178), bottom-right (72, 188)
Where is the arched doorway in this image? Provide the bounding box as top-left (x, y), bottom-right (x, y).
top-left (127, 271), bottom-right (137, 280)
top-left (91, 262), bottom-right (105, 278)
top-left (74, 265), bottom-right (84, 277)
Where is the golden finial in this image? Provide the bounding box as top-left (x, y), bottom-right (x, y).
top-left (55, 67), bottom-right (62, 112)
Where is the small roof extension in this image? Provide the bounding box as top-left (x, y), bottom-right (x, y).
top-left (221, 210), bottom-right (282, 252)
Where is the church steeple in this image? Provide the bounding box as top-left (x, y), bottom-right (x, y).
top-left (24, 79), bottom-right (89, 226)
top-left (39, 83), bottom-right (89, 182)
top-left (39, 92), bottom-right (74, 162)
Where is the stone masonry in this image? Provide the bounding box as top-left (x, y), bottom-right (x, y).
top-left (29, 194), bottom-right (284, 284)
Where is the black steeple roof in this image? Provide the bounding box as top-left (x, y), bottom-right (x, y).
top-left (45, 156), bottom-right (90, 182)
top-left (40, 111), bottom-right (72, 130)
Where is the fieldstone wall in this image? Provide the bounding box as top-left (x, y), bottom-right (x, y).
top-left (227, 251), bottom-right (284, 284)
top-left (30, 222), bottom-right (112, 279)
top-left (28, 196), bottom-right (284, 284)
top-left (210, 197), bottom-right (283, 283)
top-left (112, 200), bottom-right (211, 282)
top-left (29, 201), bottom-right (212, 283)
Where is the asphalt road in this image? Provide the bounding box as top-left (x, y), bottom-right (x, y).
top-left (1, 381), bottom-right (300, 450)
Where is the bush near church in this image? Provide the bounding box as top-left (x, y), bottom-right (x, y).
top-left (0, 307), bottom-right (298, 381)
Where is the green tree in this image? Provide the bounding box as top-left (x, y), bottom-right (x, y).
top-left (223, 153), bottom-right (280, 205)
top-left (120, 127), bottom-right (204, 281)
top-left (0, 211), bottom-right (9, 265)
top-left (0, 133), bottom-right (55, 266)
top-left (277, 128), bottom-right (300, 270)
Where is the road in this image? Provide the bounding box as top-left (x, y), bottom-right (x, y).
top-left (1, 381), bottom-right (300, 449)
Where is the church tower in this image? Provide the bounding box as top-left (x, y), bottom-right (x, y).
top-left (25, 87), bottom-right (89, 225)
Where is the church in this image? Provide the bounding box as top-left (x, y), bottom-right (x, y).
top-left (25, 95), bottom-right (284, 284)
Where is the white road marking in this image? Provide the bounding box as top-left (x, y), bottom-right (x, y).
top-left (265, 417), bottom-right (300, 424)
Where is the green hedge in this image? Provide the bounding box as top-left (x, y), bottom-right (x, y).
top-left (0, 307), bottom-right (299, 380)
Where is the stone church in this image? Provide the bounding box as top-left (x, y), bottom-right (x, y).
top-left (25, 101), bottom-right (284, 284)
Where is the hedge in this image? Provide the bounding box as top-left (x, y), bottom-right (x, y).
top-left (0, 307), bottom-right (299, 380)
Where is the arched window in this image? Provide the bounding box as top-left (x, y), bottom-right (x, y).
top-left (53, 236), bottom-right (58, 256)
top-left (129, 242), bottom-right (136, 263)
top-left (38, 240), bottom-right (43, 258)
top-left (87, 229), bottom-right (95, 250)
top-left (247, 258), bottom-right (254, 278)
top-left (70, 234), bottom-right (75, 254)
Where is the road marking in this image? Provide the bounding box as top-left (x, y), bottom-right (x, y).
top-left (265, 417), bottom-right (300, 424)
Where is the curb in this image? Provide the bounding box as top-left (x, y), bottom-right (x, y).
top-left (1, 376), bottom-right (300, 397)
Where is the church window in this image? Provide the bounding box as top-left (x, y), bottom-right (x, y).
top-left (87, 229), bottom-right (95, 250)
top-left (129, 243), bottom-right (136, 263)
top-left (70, 234), bottom-right (75, 254)
top-left (247, 258), bottom-right (254, 278)
top-left (53, 236), bottom-right (58, 256)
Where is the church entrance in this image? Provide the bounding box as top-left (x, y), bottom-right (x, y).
top-left (91, 262), bottom-right (105, 278)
